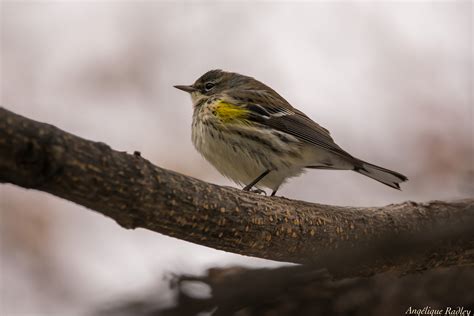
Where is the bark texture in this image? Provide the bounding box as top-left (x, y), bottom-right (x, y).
top-left (1, 107), bottom-right (473, 278)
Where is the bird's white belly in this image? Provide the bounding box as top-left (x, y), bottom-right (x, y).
top-left (192, 118), bottom-right (308, 191)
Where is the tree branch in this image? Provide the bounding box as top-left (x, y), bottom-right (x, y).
top-left (100, 266), bottom-right (474, 316)
top-left (1, 107), bottom-right (473, 278)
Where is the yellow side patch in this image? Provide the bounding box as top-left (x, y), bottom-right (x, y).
top-left (215, 101), bottom-right (249, 124)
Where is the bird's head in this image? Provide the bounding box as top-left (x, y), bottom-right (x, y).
top-left (174, 69), bottom-right (259, 105)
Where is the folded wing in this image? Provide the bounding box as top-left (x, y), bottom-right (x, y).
top-left (229, 89), bottom-right (356, 161)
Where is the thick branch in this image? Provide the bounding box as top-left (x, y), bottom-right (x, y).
top-left (1, 107), bottom-right (473, 277)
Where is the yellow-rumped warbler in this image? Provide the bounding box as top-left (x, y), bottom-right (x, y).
top-left (175, 69), bottom-right (407, 196)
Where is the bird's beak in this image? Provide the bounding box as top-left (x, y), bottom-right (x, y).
top-left (174, 85), bottom-right (198, 93)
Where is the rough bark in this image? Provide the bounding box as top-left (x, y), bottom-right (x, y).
top-left (1, 107), bottom-right (473, 278)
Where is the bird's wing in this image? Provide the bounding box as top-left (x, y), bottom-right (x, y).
top-left (229, 89), bottom-right (354, 159)
top-left (262, 111), bottom-right (353, 158)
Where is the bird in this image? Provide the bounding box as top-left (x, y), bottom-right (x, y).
top-left (174, 69), bottom-right (407, 196)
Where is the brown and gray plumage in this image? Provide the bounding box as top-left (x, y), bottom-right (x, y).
top-left (175, 69), bottom-right (408, 196)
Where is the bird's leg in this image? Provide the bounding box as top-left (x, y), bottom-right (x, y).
top-left (243, 169), bottom-right (271, 192)
top-left (270, 186), bottom-right (279, 197)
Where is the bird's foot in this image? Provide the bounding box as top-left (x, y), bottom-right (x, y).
top-left (243, 186), bottom-right (267, 195)
top-left (250, 188), bottom-right (267, 195)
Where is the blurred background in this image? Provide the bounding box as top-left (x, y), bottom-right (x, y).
top-left (1, 1), bottom-right (472, 315)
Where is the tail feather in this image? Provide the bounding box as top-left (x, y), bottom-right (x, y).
top-left (354, 161), bottom-right (408, 190)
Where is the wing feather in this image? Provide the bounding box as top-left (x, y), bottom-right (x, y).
top-left (263, 113), bottom-right (353, 158)
top-left (227, 89), bottom-right (354, 159)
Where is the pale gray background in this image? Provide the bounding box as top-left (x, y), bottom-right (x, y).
top-left (1, 1), bottom-right (472, 315)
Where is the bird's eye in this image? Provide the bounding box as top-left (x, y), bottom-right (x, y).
top-left (204, 82), bottom-right (215, 91)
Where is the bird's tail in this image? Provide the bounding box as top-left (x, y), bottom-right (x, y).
top-left (354, 160), bottom-right (408, 190)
